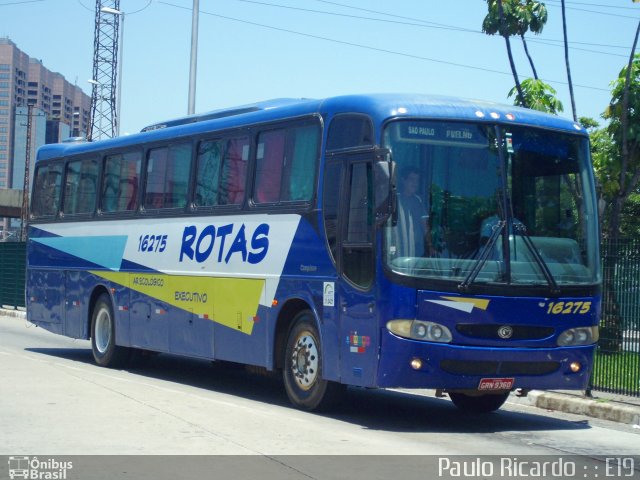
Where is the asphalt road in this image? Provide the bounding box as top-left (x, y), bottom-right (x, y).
top-left (1, 314), bottom-right (638, 479)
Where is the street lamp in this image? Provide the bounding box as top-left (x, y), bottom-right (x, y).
top-left (100, 6), bottom-right (124, 137)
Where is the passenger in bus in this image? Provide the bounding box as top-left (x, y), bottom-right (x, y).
top-left (396, 167), bottom-right (431, 257)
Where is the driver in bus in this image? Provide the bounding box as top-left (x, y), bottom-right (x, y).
top-left (396, 167), bottom-right (432, 257)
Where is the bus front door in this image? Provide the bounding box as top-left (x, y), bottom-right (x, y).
top-left (337, 158), bottom-right (378, 387)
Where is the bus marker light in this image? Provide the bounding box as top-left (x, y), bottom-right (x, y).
top-left (506, 113), bottom-right (515, 121)
top-left (475, 111), bottom-right (485, 118)
top-left (410, 358), bottom-right (423, 370)
top-left (272, 299), bottom-right (278, 307)
top-left (490, 112), bottom-right (500, 119)
top-left (570, 362), bottom-right (581, 373)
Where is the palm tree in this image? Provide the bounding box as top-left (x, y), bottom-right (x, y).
top-left (483, 1), bottom-right (548, 104)
top-left (483, 0), bottom-right (526, 106)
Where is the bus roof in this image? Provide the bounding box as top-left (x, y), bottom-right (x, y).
top-left (36, 93), bottom-right (587, 162)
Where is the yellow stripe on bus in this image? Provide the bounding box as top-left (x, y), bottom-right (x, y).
top-left (90, 271), bottom-right (265, 335)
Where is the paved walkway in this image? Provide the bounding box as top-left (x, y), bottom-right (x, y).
top-left (2, 307), bottom-right (639, 426)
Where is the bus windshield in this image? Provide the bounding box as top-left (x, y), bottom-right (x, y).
top-left (383, 120), bottom-right (600, 288)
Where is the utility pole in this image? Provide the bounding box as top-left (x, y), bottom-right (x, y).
top-left (20, 102), bottom-right (34, 242)
top-left (188, 0), bottom-right (199, 115)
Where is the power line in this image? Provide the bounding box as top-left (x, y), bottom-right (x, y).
top-left (0, 0), bottom-right (45, 6)
top-left (526, 38), bottom-right (629, 58)
top-left (157, 1), bottom-right (609, 93)
top-left (546, 0), bottom-right (640, 12)
top-left (311, 0), bottom-right (638, 50)
top-left (225, 0), bottom-right (635, 57)
top-left (545, 0), bottom-right (640, 20)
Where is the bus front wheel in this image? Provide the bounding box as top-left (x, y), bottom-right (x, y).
top-left (448, 391), bottom-right (510, 414)
top-left (90, 293), bottom-right (129, 368)
top-left (282, 311), bottom-right (344, 411)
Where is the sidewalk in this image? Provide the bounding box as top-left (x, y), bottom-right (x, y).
top-left (2, 307), bottom-right (639, 426)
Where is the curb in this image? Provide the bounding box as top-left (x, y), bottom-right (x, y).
top-left (529, 390), bottom-right (640, 426)
top-left (0, 308), bottom-right (26, 319)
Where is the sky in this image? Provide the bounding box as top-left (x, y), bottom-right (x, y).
top-left (1, 0), bottom-right (639, 135)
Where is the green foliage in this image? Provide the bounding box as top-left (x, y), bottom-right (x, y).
top-left (482, 0), bottom-right (548, 37)
top-left (604, 53), bottom-right (640, 147)
top-left (578, 116), bottom-right (599, 131)
top-left (621, 192), bottom-right (640, 236)
top-left (507, 78), bottom-right (563, 113)
top-left (591, 127), bottom-right (620, 200)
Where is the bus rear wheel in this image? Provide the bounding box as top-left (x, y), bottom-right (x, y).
top-left (282, 311), bottom-right (344, 411)
top-left (90, 293), bottom-right (130, 368)
top-left (448, 391), bottom-right (510, 413)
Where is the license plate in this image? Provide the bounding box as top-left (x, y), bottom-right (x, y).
top-left (478, 377), bottom-right (514, 391)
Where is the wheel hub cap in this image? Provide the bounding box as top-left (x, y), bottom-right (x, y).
top-left (291, 333), bottom-right (319, 391)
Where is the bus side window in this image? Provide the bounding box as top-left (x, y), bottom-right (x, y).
top-left (255, 130), bottom-right (285, 203)
top-left (145, 143), bottom-right (191, 210)
top-left (220, 137), bottom-right (249, 206)
top-left (63, 158), bottom-right (97, 215)
top-left (101, 152), bottom-right (141, 213)
top-left (326, 114), bottom-right (373, 151)
top-left (195, 139), bottom-right (223, 207)
top-left (253, 124), bottom-right (320, 205)
top-left (167, 144), bottom-right (191, 208)
top-left (145, 147), bottom-right (168, 209)
top-left (32, 162), bottom-right (63, 217)
top-left (286, 124), bottom-right (319, 201)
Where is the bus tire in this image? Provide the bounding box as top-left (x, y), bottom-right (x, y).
top-left (448, 391), bottom-right (510, 414)
top-left (90, 293), bottom-right (130, 368)
top-left (283, 311), bottom-right (344, 411)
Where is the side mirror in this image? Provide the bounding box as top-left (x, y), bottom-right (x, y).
top-left (374, 148), bottom-right (396, 227)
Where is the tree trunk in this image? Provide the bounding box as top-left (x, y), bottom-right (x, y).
top-left (498, 0), bottom-right (526, 107)
top-left (561, 0), bottom-right (578, 121)
top-left (520, 34), bottom-right (539, 80)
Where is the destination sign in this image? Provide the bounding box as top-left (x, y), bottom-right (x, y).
top-left (398, 122), bottom-right (487, 146)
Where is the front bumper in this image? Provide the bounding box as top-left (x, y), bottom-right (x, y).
top-left (378, 330), bottom-right (595, 391)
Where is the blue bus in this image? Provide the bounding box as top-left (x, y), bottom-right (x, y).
top-left (27, 94), bottom-right (600, 413)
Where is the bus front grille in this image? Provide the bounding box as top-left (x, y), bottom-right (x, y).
top-left (456, 324), bottom-right (555, 340)
top-left (440, 359), bottom-right (560, 376)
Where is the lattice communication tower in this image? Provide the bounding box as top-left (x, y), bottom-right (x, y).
top-left (89, 0), bottom-right (120, 141)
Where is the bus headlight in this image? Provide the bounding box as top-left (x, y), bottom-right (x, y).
top-left (387, 320), bottom-right (452, 343)
top-left (557, 326), bottom-right (599, 346)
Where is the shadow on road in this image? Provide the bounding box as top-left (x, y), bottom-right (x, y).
top-left (26, 346), bottom-right (591, 435)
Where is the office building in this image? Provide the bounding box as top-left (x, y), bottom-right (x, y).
top-left (0, 37), bottom-right (90, 190)
top-left (0, 38), bottom-right (91, 237)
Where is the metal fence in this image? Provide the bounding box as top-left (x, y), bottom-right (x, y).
top-left (592, 238), bottom-right (640, 397)
top-left (0, 241), bottom-right (25, 309)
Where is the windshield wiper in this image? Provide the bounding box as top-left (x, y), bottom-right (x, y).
top-left (513, 223), bottom-right (560, 294)
top-left (458, 220), bottom-right (505, 292)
